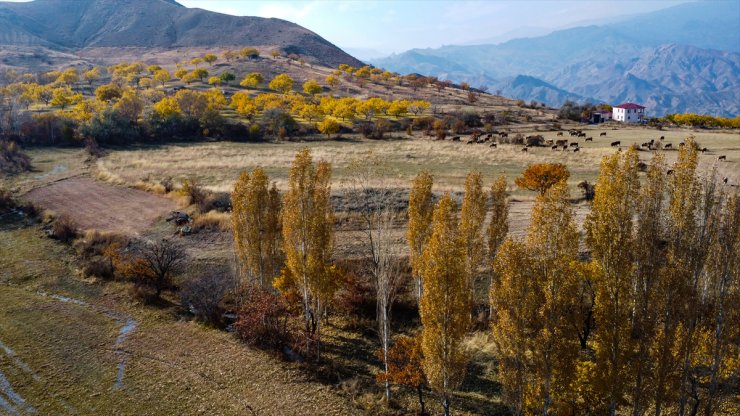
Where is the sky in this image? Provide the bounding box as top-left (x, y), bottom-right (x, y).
top-left (174, 0), bottom-right (694, 56)
top-left (3, 0), bottom-right (696, 56)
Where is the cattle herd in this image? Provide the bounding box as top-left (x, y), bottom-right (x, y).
top-left (431, 128), bottom-right (728, 163)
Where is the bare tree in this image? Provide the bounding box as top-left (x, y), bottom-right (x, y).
top-left (344, 153), bottom-right (403, 403)
top-left (136, 238), bottom-right (187, 298)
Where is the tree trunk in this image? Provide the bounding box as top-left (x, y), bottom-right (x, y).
top-left (417, 384), bottom-right (425, 415)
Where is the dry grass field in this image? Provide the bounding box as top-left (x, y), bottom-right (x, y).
top-left (1, 123), bottom-right (737, 416)
top-left (95, 125), bottom-right (739, 194)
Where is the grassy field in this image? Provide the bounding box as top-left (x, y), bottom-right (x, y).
top-left (94, 125), bottom-right (740, 196)
top-left (0, 220), bottom-right (359, 415)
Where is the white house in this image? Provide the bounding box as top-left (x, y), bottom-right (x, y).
top-left (613, 103), bottom-right (645, 123)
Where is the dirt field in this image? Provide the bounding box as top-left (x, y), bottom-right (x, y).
top-left (23, 177), bottom-right (177, 234)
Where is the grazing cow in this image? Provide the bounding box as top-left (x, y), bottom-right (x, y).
top-left (551, 145), bottom-right (559, 150)
top-left (718, 155), bottom-right (727, 161)
top-left (499, 132), bottom-right (508, 138)
top-left (585, 137), bottom-right (593, 142)
top-left (600, 132), bottom-right (607, 137)
top-left (545, 139), bottom-right (554, 145)
top-left (452, 136), bottom-right (461, 141)
top-left (490, 143), bottom-right (497, 148)
top-left (521, 147), bottom-right (528, 152)
top-left (570, 142), bottom-right (579, 147)
top-left (611, 141), bottom-right (621, 147)
top-left (723, 177), bottom-right (728, 184)
top-left (664, 143), bottom-right (672, 149)
top-left (679, 142), bottom-right (685, 147)
top-left (466, 140), bottom-right (474, 145)
top-left (486, 133), bottom-right (493, 139)
top-left (570, 131), bottom-right (579, 137)
top-left (555, 139), bottom-right (568, 146)
top-left (701, 147), bottom-right (708, 153)
top-left (573, 147), bottom-right (580, 153)
top-left (667, 170), bottom-right (674, 175)
top-left (557, 132), bottom-right (564, 137)
top-left (562, 145), bottom-right (569, 151)
top-left (660, 136), bottom-right (665, 140)
top-left (578, 132), bottom-right (587, 138)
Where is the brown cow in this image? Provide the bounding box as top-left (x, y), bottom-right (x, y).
top-left (521, 147), bottom-right (528, 152)
top-left (611, 141), bottom-right (621, 147)
top-left (557, 132), bottom-right (564, 136)
top-left (664, 143), bottom-right (672, 149)
top-left (490, 142), bottom-right (497, 148)
top-left (660, 136), bottom-right (665, 140)
top-left (600, 132), bottom-right (607, 136)
top-left (573, 147), bottom-right (580, 153)
top-left (585, 137), bottom-right (593, 142)
top-left (718, 155), bottom-right (727, 161)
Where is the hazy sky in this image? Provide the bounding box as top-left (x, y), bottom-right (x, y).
top-left (176, 0), bottom-right (694, 54)
top-left (3, 0), bottom-right (696, 54)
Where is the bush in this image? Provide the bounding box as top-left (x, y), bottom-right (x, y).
top-left (79, 109), bottom-right (141, 145)
top-left (191, 210), bottom-right (231, 233)
top-left (81, 257), bottom-right (115, 280)
top-left (181, 179), bottom-right (210, 212)
top-left (0, 188), bottom-right (16, 213)
top-left (235, 289), bottom-right (292, 349)
top-left (0, 141), bottom-right (32, 174)
top-left (261, 109), bottom-right (298, 138)
top-left (47, 215), bottom-right (79, 243)
top-left (180, 272), bottom-right (236, 326)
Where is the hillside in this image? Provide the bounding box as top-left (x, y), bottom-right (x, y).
top-left (0, 0), bottom-right (362, 68)
top-left (372, 1), bottom-right (740, 116)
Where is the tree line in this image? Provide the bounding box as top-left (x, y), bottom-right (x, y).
top-left (231, 140), bottom-right (737, 416)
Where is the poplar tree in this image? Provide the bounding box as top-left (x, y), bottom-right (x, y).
top-left (630, 153), bottom-right (667, 416)
top-left (584, 148), bottom-right (640, 415)
top-left (491, 237), bottom-right (536, 416)
top-left (525, 180), bottom-right (580, 415)
top-left (407, 170), bottom-right (434, 300)
top-left (420, 194), bottom-right (470, 416)
top-left (281, 148), bottom-right (335, 360)
top-left (460, 171), bottom-right (487, 304)
top-left (486, 176), bottom-right (509, 262)
top-left (231, 167), bottom-right (282, 288)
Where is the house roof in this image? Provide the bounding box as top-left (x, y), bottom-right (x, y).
top-left (615, 103), bottom-right (645, 109)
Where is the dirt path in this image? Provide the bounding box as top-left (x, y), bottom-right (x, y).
top-left (23, 177), bottom-right (176, 234)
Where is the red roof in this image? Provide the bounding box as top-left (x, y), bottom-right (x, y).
top-left (615, 103), bottom-right (645, 109)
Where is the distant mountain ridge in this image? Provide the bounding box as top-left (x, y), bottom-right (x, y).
top-left (0, 0), bottom-right (362, 67)
top-left (372, 1), bottom-right (740, 116)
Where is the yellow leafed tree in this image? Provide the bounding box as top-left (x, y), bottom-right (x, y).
top-left (460, 171), bottom-right (487, 305)
top-left (420, 194), bottom-right (470, 416)
top-left (584, 147), bottom-right (640, 415)
top-left (231, 167), bottom-right (282, 288)
top-left (407, 170), bottom-right (434, 301)
top-left (281, 148), bottom-right (335, 360)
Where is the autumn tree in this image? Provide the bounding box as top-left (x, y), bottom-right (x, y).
top-left (82, 67), bottom-right (101, 85)
top-left (203, 53), bottom-right (217, 66)
top-left (407, 170), bottom-right (434, 301)
top-left (240, 72), bottom-right (263, 89)
top-left (420, 194), bottom-right (470, 416)
top-left (231, 167), bottom-right (283, 288)
top-left (280, 148), bottom-right (335, 360)
top-left (515, 163), bottom-right (570, 195)
top-left (629, 153), bottom-right (668, 416)
top-left (525, 180), bottom-right (581, 414)
top-left (491, 237), bottom-right (536, 415)
top-left (132, 238), bottom-right (187, 298)
top-left (316, 117), bottom-right (340, 139)
top-left (486, 176), bottom-right (509, 262)
top-left (459, 171), bottom-right (487, 305)
top-left (269, 74), bottom-right (294, 94)
top-left (584, 148), bottom-right (640, 415)
top-left (325, 75), bottom-right (339, 89)
top-left (377, 335), bottom-right (427, 414)
top-left (302, 79), bottom-right (322, 96)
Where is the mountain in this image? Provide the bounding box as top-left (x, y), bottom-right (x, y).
top-left (0, 0), bottom-right (362, 68)
top-left (372, 1), bottom-right (740, 116)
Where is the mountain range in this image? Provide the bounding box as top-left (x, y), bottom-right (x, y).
top-left (372, 1), bottom-right (740, 116)
top-left (0, 0), bottom-right (362, 68)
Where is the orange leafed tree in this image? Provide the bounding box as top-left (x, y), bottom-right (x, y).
top-left (376, 335), bottom-right (427, 414)
top-left (515, 163), bottom-right (570, 195)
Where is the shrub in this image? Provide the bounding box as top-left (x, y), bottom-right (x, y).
top-left (0, 188), bottom-right (16, 213)
top-left (180, 272), bottom-right (236, 326)
top-left (235, 288), bottom-right (292, 349)
top-left (261, 109), bottom-right (298, 138)
top-left (0, 141), bottom-right (32, 174)
top-left (192, 210), bottom-right (231, 233)
top-left (48, 215), bottom-right (79, 243)
top-left (181, 179), bottom-right (210, 212)
top-left (81, 257), bottom-right (115, 279)
top-left (79, 109), bottom-right (141, 145)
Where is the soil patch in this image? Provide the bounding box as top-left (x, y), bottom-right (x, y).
top-left (24, 177), bottom-right (176, 234)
